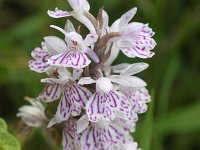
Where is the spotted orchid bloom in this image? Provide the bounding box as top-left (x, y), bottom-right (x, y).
top-left (112, 63), bottom-right (151, 116)
top-left (48, 0), bottom-right (96, 33)
top-left (37, 68), bottom-right (91, 127)
top-left (78, 75), bottom-right (144, 123)
top-left (102, 8), bottom-right (156, 64)
top-left (20, 1), bottom-right (157, 150)
top-left (81, 119), bottom-right (139, 150)
top-left (46, 25), bottom-right (98, 69)
top-left (28, 42), bottom-right (52, 73)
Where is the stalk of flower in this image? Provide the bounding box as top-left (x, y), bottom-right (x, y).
top-left (17, 0), bottom-right (157, 149)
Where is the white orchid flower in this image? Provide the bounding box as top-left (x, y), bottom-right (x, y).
top-left (36, 68), bottom-right (91, 127)
top-left (45, 25), bottom-right (98, 69)
top-left (48, 0), bottom-right (96, 33)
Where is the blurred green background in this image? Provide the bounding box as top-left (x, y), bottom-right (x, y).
top-left (0, 0), bottom-right (200, 150)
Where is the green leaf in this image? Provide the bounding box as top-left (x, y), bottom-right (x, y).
top-left (0, 132), bottom-right (21, 150)
top-left (155, 102), bottom-right (200, 134)
top-left (0, 118), bottom-right (21, 150)
top-left (0, 118), bottom-right (7, 132)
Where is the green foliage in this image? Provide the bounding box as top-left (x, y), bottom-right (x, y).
top-left (0, 118), bottom-right (21, 150)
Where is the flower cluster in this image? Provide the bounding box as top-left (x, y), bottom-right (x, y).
top-left (17, 0), bottom-right (156, 149)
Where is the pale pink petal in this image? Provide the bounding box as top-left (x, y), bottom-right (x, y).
top-left (48, 8), bottom-right (72, 18)
top-left (37, 83), bottom-right (62, 102)
top-left (109, 75), bottom-right (146, 88)
top-left (119, 7), bottom-right (137, 31)
top-left (68, 0), bottom-right (90, 12)
top-left (78, 77), bottom-right (96, 85)
top-left (101, 10), bottom-right (109, 37)
top-left (120, 62), bottom-right (149, 76)
top-left (86, 91), bottom-right (131, 122)
top-left (75, 15), bottom-right (96, 34)
top-left (44, 36), bottom-right (68, 54)
top-left (84, 34), bottom-right (98, 46)
top-left (86, 48), bottom-right (99, 63)
top-left (47, 51), bottom-right (91, 69)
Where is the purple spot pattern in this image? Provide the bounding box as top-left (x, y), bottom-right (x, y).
top-left (38, 83), bottom-right (62, 102)
top-left (122, 25), bottom-right (156, 59)
top-left (56, 82), bottom-right (91, 121)
top-left (86, 91), bottom-right (132, 122)
top-left (47, 51), bottom-right (91, 69)
top-left (48, 9), bottom-right (72, 18)
top-left (81, 123), bottom-right (128, 150)
top-left (124, 87), bottom-right (151, 114)
top-left (62, 118), bottom-right (81, 150)
top-left (29, 47), bottom-right (51, 73)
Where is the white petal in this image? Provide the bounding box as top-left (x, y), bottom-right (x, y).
top-left (120, 62), bottom-right (149, 76)
top-left (110, 19), bottom-right (120, 32)
top-left (126, 76), bottom-right (147, 87)
top-left (47, 8), bottom-right (72, 18)
top-left (78, 77), bottom-right (96, 85)
top-left (64, 20), bottom-right (76, 32)
top-left (65, 32), bottom-right (83, 44)
top-left (47, 51), bottom-right (91, 69)
top-left (104, 44), bottom-right (120, 66)
top-left (84, 34), bottom-right (98, 46)
top-left (74, 15), bottom-right (96, 33)
top-left (125, 142), bottom-right (138, 150)
top-left (86, 48), bottom-right (99, 63)
top-left (96, 77), bottom-right (113, 93)
top-left (77, 114), bottom-right (89, 134)
top-left (101, 10), bottom-right (109, 36)
top-left (44, 36), bottom-right (67, 54)
top-left (47, 117), bottom-right (59, 128)
top-left (119, 7), bottom-right (137, 30)
top-left (111, 63), bottom-right (130, 73)
top-left (109, 75), bottom-right (146, 88)
top-left (68, 0), bottom-right (90, 12)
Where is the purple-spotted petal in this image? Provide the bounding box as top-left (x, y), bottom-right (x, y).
top-left (48, 8), bottom-right (72, 18)
top-left (81, 122), bottom-right (128, 150)
top-left (125, 87), bottom-right (151, 113)
top-left (121, 25), bottom-right (156, 59)
top-left (62, 118), bottom-right (81, 150)
top-left (37, 83), bottom-right (62, 102)
top-left (55, 82), bottom-right (91, 122)
top-left (119, 8), bottom-right (137, 31)
top-left (86, 91), bottom-right (131, 122)
top-left (29, 45), bottom-right (51, 73)
top-left (81, 125), bottom-right (109, 150)
top-left (47, 51), bottom-right (91, 69)
top-left (29, 60), bottom-right (51, 73)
